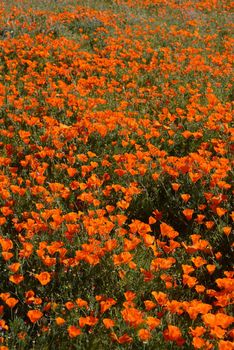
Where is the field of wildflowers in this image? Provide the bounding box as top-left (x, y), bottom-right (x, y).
top-left (0, 0), bottom-right (233, 349)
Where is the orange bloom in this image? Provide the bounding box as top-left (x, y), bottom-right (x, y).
top-left (138, 328), bottom-right (151, 341)
top-left (2, 251), bottom-right (13, 261)
top-left (121, 308), bottom-right (144, 328)
top-left (181, 194), bottom-right (191, 203)
top-left (9, 274), bottom-right (24, 284)
top-left (8, 262), bottom-right (20, 273)
top-left (35, 272), bottom-right (51, 286)
top-left (27, 310), bottom-right (43, 323)
top-left (65, 302), bottom-right (75, 311)
top-left (151, 257), bottom-right (176, 271)
top-left (5, 298), bottom-right (18, 308)
top-left (152, 291), bottom-right (168, 306)
top-left (67, 167), bottom-right (77, 177)
top-left (218, 340), bottom-right (234, 350)
top-left (191, 256), bottom-right (207, 268)
top-left (183, 274), bottom-right (198, 288)
top-left (0, 237), bottom-right (13, 251)
top-left (182, 208), bottom-right (194, 220)
top-left (160, 222), bottom-right (179, 239)
top-left (210, 326), bottom-right (226, 339)
top-left (0, 293), bottom-right (10, 302)
top-left (100, 298), bottom-right (116, 314)
top-left (192, 337), bottom-right (206, 349)
top-left (67, 325), bottom-right (82, 338)
top-left (0, 319), bottom-right (8, 331)
top-left (76, 298), bottom-right (88, 309)
top-left (144, 300), bottom-right (156, 311)
top-left (171, 183), bottom-right (180, 191)
top-left (195, 285), bottom-right (206, 293)
top-left (124, 291), bottom-right (136, 302)
top-left (79, 316), bottom-right (98, 328)
top-left (103, 318), bottom-right (115, 329)
top-left (146, 316), bottom-right (160, 330)
top-left (182, 264), bottom-right (195, 274)
top-left (202, 313), bottom-right (234, 329)
top-left (113, 252), bottom-right (132, 265)
top-left (206, 264), bottom-right (216, 274)
top-left (216, 207), bottom-right (227, 217)
top-left (117, 334), bottom-right (133, 344)
top-left (55, 317), bottom-right (66, 325)
top-left (163, 325), bottom-right (184, 345)
top-left (223, 227), bottom-right (231, 236)
top-left (189, 326), bottom-right (206, 337)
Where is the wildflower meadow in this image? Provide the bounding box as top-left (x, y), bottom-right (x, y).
top-left (0, 0), bottom-right (233, 349)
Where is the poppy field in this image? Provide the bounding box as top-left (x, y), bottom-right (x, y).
top-left (0, 0), bottom-right (233, 349)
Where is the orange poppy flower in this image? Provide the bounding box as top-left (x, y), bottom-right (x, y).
top-left (171, 183), bottom-right (181, 191)
top-left (144, 300), bottom-right (156, 311)
top-left (124, 291), bottom-right (136, 301)
top-left (0, 237), bottom-right (13, 251)
top-left (5, 298), bottom-right (18, 308)
top-left (216, 207), bottom-right (227, 217)
top-left (55, 317), bottom-right (66, 326)
top-left (223, 227), bottom-right (231, 236)
top-left (191, 256), bottom-right (207, 268)
top-left (35, 272), bottom-right (51, 286)
top-left (160, 222), bottom-right (179, 239)
top-left (138, 328), bottom-right (151, 341)
top-left (8, 262), bottom-right (21, 273)
top-left (27, 310), bottom-right (43, 323)
top-left (0, 293), bottom-right (10, 302)
top-left (210, 326), bottom-right (226, 339)
top-left (9, 274), bottom-right (24, 284)
top-left (2, 252), bottom-right (13, 261)
top-left (195, 285), bottom-right (206, 293)
top-left (163, 325), bottom-right (184, 345)
top-left (121, 307), bottom-right (144, 328)
top-left (181, 194), bottom-right (191, 203)
top-left (76, 298), bottom-right (88, 309)
top-left (183, 274), bottom-right (198, 288)
top-left (65, 302), bottom-right (75, 311)
top-left (146, 316), bottom-right (160, 330)
top-left (152, 291), bottom-right (168, 306)
top-left (218, 340), bottom-right (234, 350)
top-left (192, 337), bottom-right (206, 349)
top-left (117, 334), bottom-right (133, 344)
top-left (67, 325), bottom-right (82, 338)
top-left (182, 208), bottom-right (194, 220)
top-left (103, 318), bottom-right (115, 329)
top-left (79, 316), bottom-right (99, 328)
top-left (206, 264), bottom-right (216, 274)
top-left (189, 326), bottom-right (206, 337)
top-left (67, 167), bottom-right (77, 177)
top-left (202, 313), bottom-right (234, 329)
top-left (0, 319), bottom-right (8, 331)
top-left (113, 252), bottom-right (132, 265)
top-left (182, 264), bottom-right (195, 274)
top-left (100, 298), bottom-right (117, 314)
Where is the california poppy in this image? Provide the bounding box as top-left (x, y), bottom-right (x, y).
top-left (27, 310), bottom-right (43, 323)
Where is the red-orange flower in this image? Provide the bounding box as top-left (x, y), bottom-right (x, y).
top-left (5, 298), bottom-right (18, 308)
top-left (35, 272), bottom-right (51, 286)
top-left (67, 325), bottom-right (82, 338)
top-left (121, 307), bottom-right (144, 328)
top-left (138, 328), bottom-right (151, 341)
top-left (163, 325), bottom-right (184, 345)
top-left (103, 318), bottom-right (115, 329)
top-left (27, 310), bottom-right (43, 323)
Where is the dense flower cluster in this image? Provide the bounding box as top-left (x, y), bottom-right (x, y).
top-left (0, 0), bottom-right (233, 349)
